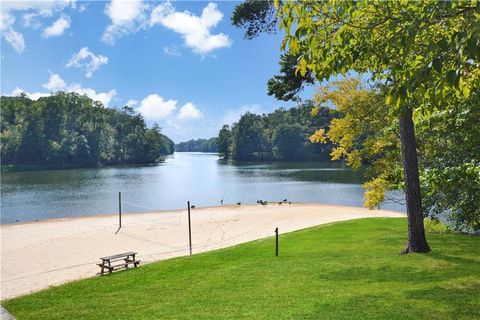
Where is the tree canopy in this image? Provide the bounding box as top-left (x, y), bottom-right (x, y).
top-left (274, 1), bottom-right (480, 249)
top-left (278, 0), bottom-right (479, 106)
top-left (175, 138), bottom-right (218, 153)
top-left (233, 0), bottom-right (480, 251)
top-left (218, 102), bottom-right (337, 161)
top-left (312, 78), bottom-right (480, 232)
top-left (1, 92), bottom-right (174, 168)
top-left (232, 0), bottom-right (277, 39)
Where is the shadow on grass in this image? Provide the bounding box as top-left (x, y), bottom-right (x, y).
top-left (427, 251), bottom-right (480, 265)
top-left (405, 281), bottom-right (480, 319)
top-left (297, 281), bottom-right (480, 320)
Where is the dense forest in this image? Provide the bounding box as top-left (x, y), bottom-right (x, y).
top-left (175, 138), bottom-right (218, 153)
top-left (1, 92), bottom-right (174, 168)
top-left (217, 102), bottom-right (338, 161)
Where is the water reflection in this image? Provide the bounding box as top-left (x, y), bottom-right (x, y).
top-left (1, 152), bottom-right (405, 223)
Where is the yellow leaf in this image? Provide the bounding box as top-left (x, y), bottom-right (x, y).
top-left (309, 128), bottom-right (327, 143)
top-left (363, 177), bottom-right (387, 209)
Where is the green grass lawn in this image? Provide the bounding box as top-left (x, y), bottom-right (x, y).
top-left (3, 218), bottom-right (480, 319)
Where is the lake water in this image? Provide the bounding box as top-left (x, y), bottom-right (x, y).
top-left (0, 152), bottom-right (405, 224)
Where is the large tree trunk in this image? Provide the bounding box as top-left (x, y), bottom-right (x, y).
top-left (399, 107), bottom-right (430, 254)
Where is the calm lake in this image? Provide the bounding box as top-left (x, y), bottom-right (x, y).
top-left (1, 152), bottom-right (405, 224)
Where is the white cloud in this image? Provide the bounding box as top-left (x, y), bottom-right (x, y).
top-left (1, 13), bottom-right (25, 53)
top-left (119, 93), bottom-right (205, 141)
top-left (1, 1), bottom-right (75, 17)
top-left (3, 28), bottom-right (26, 53)
top-left (178, 102), bottom-right (201, 120)
top-left (106, 0), bottom-right (144, 25)
top-left (0, 12), bottom-right (15, 30)
top-left (68, 84), bottom-right (117, 107)
top-left (221, 104), bottom-right (263, 125)
top-left (10, 85), bottom-right (117, 107)
top-left (163, 44), bottom-right (181, 56)
top-left (7, 73), bottom-right (117, 107)
top-left (150, 2), bottom-right (232, 54)
top-left (126, 99), bottom-right (138, 107)
top-left (1, 0), bottom-right (77, 52)
top-left (102, 0), bottom-right (147, 44)
top-left (43, 73), bottom-right (67, 91)
top-left (66, 47), bottom-right (108, 78)
top-left (137, 94), bottom-right (177, 120)
top-left (22, 13), bottom-right (42, 29)
top-left (162, 114), bottom-right (216, 143)
top-left (10, 87), bottom-right (25, 96)
top-left (9, 87), bottom-right (50, 100)
top-left (42, 15), bottom-right (70, 38)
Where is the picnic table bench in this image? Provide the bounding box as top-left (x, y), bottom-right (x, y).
top-left (97, 251), bottom-right (141, 275)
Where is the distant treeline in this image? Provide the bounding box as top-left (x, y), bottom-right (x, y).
top-left (217, 102), bottom-right (338, 161)
top-left (175, 138), bottom-right (218, 153)
top-left (1, 92), bottom-right (174, 168)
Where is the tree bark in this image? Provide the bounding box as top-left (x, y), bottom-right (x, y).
top-left (399, 107), bottom-right (430, 254)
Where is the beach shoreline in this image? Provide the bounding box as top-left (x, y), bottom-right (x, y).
top-left (1, 203), bottom-right (404, 300)
top-left (1, 202), bottom-right (406, 226)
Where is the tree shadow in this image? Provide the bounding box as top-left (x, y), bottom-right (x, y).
top-left (294, 282), bottom-right (480, 319)
top-left (427, 251), bottom-right (480, 265)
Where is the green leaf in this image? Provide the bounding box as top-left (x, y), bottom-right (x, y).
top-left (289, 37), bottom-right (298, 54)
top-left (446, 70), bottom-right (458, 86)
top-left (299, 57), bottom-right (307, 77)
top-left (432, 58), bottom-right (442, 73)
top-left (385, 93), bottom-right (393, 105)
top-left (462, 84), bottom-right (471, 98)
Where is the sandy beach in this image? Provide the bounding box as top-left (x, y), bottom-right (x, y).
top-left (0, 203), bottom-right (404, 300)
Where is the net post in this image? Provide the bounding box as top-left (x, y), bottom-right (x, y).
top-left (119, 192), bottom-right (122, 229)
top-left (188, 201), bottom-right (192, 255)
top-left (275, 227), bottom-right (279, 257)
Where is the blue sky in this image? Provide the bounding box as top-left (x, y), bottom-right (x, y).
top-left (1, 1), bottom-right (314, 142)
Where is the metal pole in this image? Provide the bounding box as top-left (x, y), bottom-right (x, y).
top-left (275, 227), bottom-right (279, 257)
top-left (119, 192), bottom-right (122, 229)
top-left (188, 201), bottom-right (192, 255)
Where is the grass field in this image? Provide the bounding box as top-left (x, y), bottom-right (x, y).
top-left (3, 218), bottom-right (480, 319)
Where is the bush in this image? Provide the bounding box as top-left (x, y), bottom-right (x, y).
top-left (424, 218), bottom-right (450, 233)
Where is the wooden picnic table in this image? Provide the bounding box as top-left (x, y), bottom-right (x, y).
top-left (97, 251), bottom-right (141, 275)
